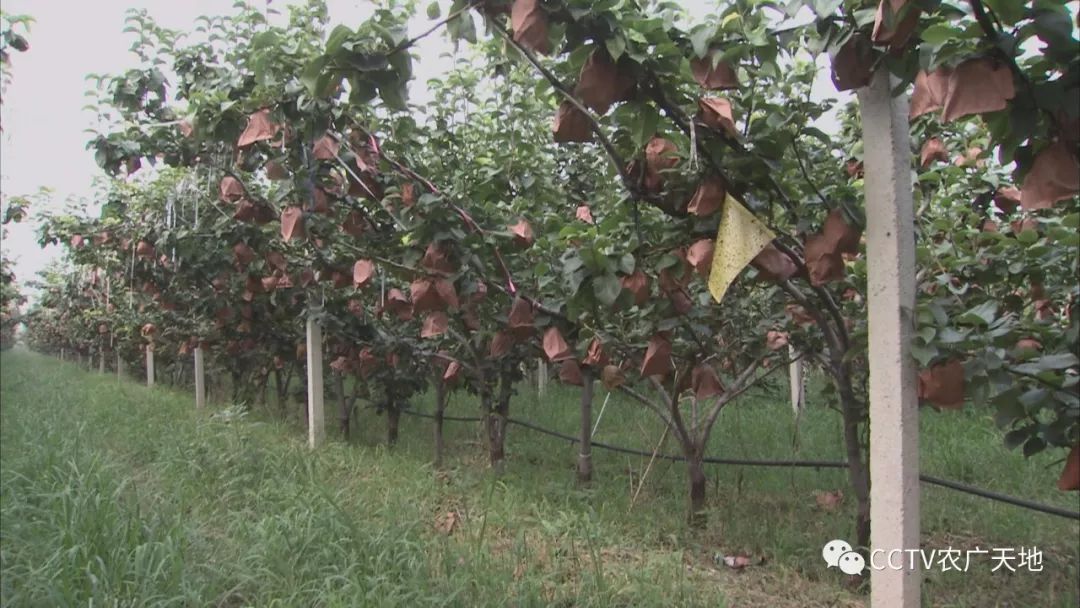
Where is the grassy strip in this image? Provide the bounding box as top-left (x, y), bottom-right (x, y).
top-left (2, 351), bottom-right (1077, 606)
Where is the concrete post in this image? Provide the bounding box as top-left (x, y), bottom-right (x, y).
top-left (60, 348), bottom-right (65, 361)
top-left (117, 353), bottom-right (124, 380)
top-left (538, 360), bottom-right (547, 397)
top-left (99, 349), bottom-right (106, 374)
top-left (858, 69), bottom-right (920, 607)
top-left (146, 345), bottom-right (155, 387)
top-left (305, 315), bottom-right (325, 448)
top-left (788, 345), bottom-right (804, 415)
top-left (194, 347), bottom-right (206, 410)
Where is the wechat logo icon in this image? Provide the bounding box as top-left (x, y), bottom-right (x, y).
top-left (823, 539), bottom-right (865, 575)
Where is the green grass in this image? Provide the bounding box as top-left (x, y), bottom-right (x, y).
top-left (1, 351), bottom-right (1077, 607)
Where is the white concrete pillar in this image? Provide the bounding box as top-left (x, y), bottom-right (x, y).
top-left (858, 69), bottom-right (920, 607)
top-left (789, 345), bottom-right (804, 415)
top-left (538, 360), bottom-right (547, 397)
top-left (60, 348), bottom-right (65, 361)
top-left (305, 316), bottom-right (325, 448)
top-left (194, 347), bottom-right (206, 409)
top-left (99, 349), bottom-right (106, 374)
top-left (77, 351), bottom-right (82, 367)
top-left (117, 353), bottom-right (124, 380)
top-left (146, 345), bottom-right (155, 387)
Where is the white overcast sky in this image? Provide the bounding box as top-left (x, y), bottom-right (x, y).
top-left (0, 0), bottom-right (833, 296)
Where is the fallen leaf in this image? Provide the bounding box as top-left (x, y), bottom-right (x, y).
top-left (435, 510), bottom-right (460, 535)
top-left (815, 490), bottom-right (844, 511)
top-left (723, 554), bottom-right (754, 570)
top-left (575, 204), bottom-right (594, 224)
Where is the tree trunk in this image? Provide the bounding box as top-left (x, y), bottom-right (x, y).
top-left (577, 369), bottom-right (594, 485)
top-left (335, 373), bottom-right (351, 440)
top-left (484, 371), bottom-right (513, 473)
top-left (836, 364), bottom-right (871, 550)
top-left (687, 456), bottom-right (708, 528)
top-left (433, 375), bottom-right (447, 469)
top-left (386, 403), bottom-right (401, 446)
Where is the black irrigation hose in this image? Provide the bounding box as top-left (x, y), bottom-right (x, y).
top-left (401, 409), bottom-right (1080, 521)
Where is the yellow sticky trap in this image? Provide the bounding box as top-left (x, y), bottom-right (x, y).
top-left (707, 195), bottom-right (775, 303)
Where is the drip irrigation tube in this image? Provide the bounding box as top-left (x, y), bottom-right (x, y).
top-left (401, 409), bottom-right (1080, 521)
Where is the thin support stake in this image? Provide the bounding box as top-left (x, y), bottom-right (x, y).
top-left (591, 391), bottom-right (612, 439)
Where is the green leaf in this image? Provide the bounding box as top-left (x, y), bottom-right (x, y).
top-left (957, 300), bottom-right (997, 326)
top-left (984, 0), bottom-right (1023, 25)
top-left (1013, 353), bottom-right (1080, 374)
top-left (325, 25), bottom-right (353, 55)
top-left (593, 274), bottom-right (621, 306)
top-left (426, 1), bottom-right (441, 19)
top-left (689, 25), bottom-right (713, 58)
top-left (810, 0), bottom-right (843, 19)
top-left (910, 343), bottom-right (939, 367)
top-left (605, 36), bottom-right (626, 61)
